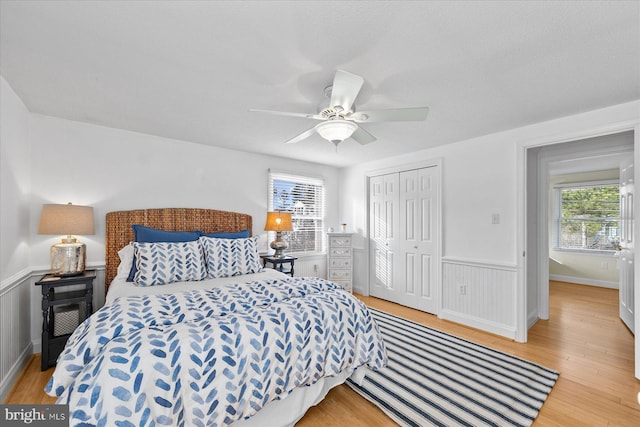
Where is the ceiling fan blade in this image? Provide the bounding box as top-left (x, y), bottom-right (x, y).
top-left (330, 70), bottom-right (364, 113)
top-left (351, 126), bottom-right (377, 145)
top-left (249, 108), bottom-right (323, 120)
top-left (285, 127), bottom-right (317, 144)
top-left (350, 107), bottom-right (429, 123)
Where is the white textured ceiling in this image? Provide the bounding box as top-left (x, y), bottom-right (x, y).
top-left (1, 1), bottom-right (639, 167)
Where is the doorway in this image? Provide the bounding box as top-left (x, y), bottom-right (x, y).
top-left (524, 129), bottom-right (637, 376)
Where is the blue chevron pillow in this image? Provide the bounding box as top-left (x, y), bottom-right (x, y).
top-left (132, 240), bottom-right (207, 286)
top-left (200, 236), bottom-right (263, 278)
top-left (127, 225), bottom-right (201, 282)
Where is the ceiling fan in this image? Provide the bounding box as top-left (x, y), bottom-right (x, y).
top-left (250, 70), bottom-right (429, 147)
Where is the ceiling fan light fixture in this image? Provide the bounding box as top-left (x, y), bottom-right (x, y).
top-left (314, 120), bottom-right (357, 143)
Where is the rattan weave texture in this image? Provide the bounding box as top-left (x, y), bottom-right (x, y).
top-left (105, 208), bottom-right (252, 292)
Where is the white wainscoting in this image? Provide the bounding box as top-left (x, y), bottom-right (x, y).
top-left (441, 257), bottom-right (518, 339)
top-left (288, 254), bottom-right (326, 279)
top-left (0, 270), bottom-right (33, 401)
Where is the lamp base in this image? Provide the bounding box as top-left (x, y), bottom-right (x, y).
top-left (50, 241), bottom-right (86, 276)
top-left (270, 232), bottom-right (288, 258)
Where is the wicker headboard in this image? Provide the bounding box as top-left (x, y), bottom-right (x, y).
top-left (105, 208), bottom-right (253, 293)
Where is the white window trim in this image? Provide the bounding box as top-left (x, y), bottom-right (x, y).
top-left (268, 169), bottom-right (326, 256)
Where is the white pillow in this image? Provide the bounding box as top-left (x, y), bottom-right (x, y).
top-left (200, 236), bottom-right (263, 278)
top-left (114, 244), bottom-right (135, 280)
top-left (132, 240), bottom-right (207, 286)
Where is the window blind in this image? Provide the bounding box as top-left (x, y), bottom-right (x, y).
top-left (554, 180), bottom-right (620, 251)
top-left (268, 170), bottom-right (325, 254)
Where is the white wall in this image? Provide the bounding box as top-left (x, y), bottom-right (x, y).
top-left (1, 77), bottom-right (31, 281)
top-left (340, 100), bottom-right (640, 339)
top-left (341, 134), bottom-right (518, 274)
top-left (340, 131), bottom-right (519, 338)
top-left (0, 76), bottom-right (33, 401)
top-left (28, 113), bottom-right (340, 269)
top-left (25, 113), bottom-right (340, 341)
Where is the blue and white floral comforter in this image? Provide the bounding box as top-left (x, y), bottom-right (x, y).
top-left (46, 277), bottom-right (387, 427)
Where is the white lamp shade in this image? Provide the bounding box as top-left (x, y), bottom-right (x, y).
top-left (315, 120), bottom-right (357, 143)
top-left (38, 203), bottom-right (95, 236)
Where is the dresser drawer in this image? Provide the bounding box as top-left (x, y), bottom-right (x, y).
top-left (329, 236), bottom-right (352, 247)
top-left (329, 269), bottom-right (352, 281)
top-left (329, 258), bottom-right (352, 269)
top-left (329, 247), bottom-right (352, 258)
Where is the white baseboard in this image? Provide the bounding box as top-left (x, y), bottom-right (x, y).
top-left (549, 274), bottom-right (618, 289)
top-left (440, 309), bottom-right (516, 340)
top-left (0, 343), bottom-right (33, 402)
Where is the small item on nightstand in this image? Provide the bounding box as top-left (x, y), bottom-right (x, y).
top-left (328, 227), bottom-right (334, 232)
top-left (340, 223), bottom-right (347, 232)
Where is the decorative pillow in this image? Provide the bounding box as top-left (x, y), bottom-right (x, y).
top-left (200, 236), bottom-right (263, 278)
top-left (132, 240), bottom-right (207, 286)
top-left (132, 225), bottom-right (201, 242)
top-left (115, 244), bottom-right (134, 280)
top-left (198, 229), bottom-right (250, 239)
top-left (127, 225), bottom-right (201, 281)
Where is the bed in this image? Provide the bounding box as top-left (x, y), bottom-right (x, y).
top-left (45, 208), bottom-right (387, 427)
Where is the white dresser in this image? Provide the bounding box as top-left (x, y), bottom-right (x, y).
top-left (327, 232), bottom-right (353, 292)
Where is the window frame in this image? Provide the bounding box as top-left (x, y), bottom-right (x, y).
top-left (552, 179), bottom-right (620, 254)
top-left (267, 170), bottom-right (326, 256)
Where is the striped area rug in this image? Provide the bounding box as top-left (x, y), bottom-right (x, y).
top-left (347, 308), bottom-right (559, 427)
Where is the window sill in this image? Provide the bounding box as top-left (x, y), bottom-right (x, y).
top-left (551, 247), bottom-right (618, 256)
top-left (261, 252), bottom-right (326, 258)
top-left (287, 252), bottom-right (326, 258)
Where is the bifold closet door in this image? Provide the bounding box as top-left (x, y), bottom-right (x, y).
top-left (370, 166), bottom-right (439, 313)
top-left (370, 173), bottom-right (400, 294)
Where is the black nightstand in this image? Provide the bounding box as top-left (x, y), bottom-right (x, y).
top-left (260, 255), bottom-right (298, 277)
top-left (35, 269), bottom-right (95, 371)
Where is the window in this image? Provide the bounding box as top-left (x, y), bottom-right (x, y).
top-left (268, 170), bottom-right (325, 254)
top-left (554, 181), bottom-right (620, 251)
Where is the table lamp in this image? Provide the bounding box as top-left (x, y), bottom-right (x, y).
top-left (264, 211), bottom-right (293, 258)
top-left (38, 203), bottom-right (95, 276)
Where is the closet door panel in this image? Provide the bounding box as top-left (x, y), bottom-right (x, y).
top-left (370, 173), bottom-right (399, 293)
top-left (370, 166), bottom-right (440, 314)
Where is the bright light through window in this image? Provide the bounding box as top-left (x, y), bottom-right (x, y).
top-left (268, 171), bottom-right (325, 254)
top-left (554, 181), bottom-right (620, 251)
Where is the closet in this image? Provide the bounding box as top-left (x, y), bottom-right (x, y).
top-left (369, 165), bottom-right (440, 313)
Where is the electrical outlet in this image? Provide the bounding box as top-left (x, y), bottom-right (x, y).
top-left (459, 285), bottom-right (467, 295)
top-left (492, 213), bottom-right (500, 224)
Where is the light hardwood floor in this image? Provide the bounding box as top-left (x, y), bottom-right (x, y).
top-left (5, 281), bottom-right (640, 426)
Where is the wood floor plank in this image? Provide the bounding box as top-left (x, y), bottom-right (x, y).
top-left (5, 280), bottom-right (640, 426)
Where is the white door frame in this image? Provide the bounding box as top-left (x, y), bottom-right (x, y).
top-left (516, 120), bottom-right (640, 378)
top-left (363, 158), bottom-right (443, 315)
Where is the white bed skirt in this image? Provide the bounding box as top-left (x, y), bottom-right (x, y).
top-left (234, 368), bottom-right (365, 427)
